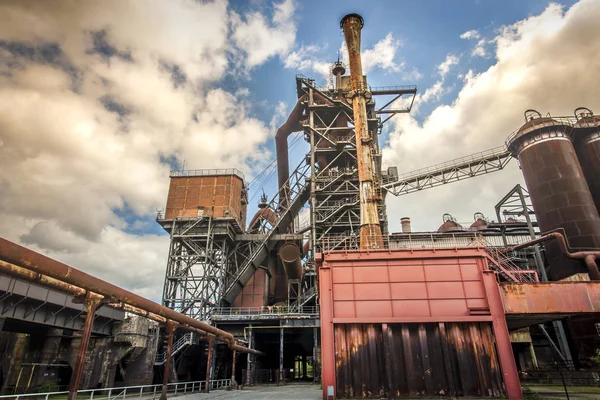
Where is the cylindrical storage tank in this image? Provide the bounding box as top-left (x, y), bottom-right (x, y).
top-left (572, 107), bottom-right (600, 214)
top-left (400, 217), bottom-right (412, 233)
top-left (507, 110), bottom-right (600, 279)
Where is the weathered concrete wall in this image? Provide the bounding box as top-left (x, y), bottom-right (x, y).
top-left (0, 314), bottom-right (159, 394)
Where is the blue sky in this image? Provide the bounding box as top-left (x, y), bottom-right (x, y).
top-left (1, 0), bottom-right (598, 297)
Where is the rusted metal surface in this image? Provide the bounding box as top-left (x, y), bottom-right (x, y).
top-left (68, 293), bottom-right (104, 400)
top-left (333, 322), bottom-right (503, 398)
top-left (481, 271), bottom-right (523, 399)
top-left (164, 173), bottom-right (247, 228)
top-left (160, 321), bottom-right (177, 400)
top-left (573, 108), bottom-right (600, 213)
top-left (317, 248), bottom-right (525, 399)
top-left (279, 242), bottom-right (302, 280)
top-left (506, 110), bottom-right (600, 280)
top-left (0, 237), bottom-right (259, 355)
top-left (340, 14), bottom-right (382, 250)
top-left (205, 337), bottom-right (214, 393)
top-left (501, 282), bottom-right (600, 315)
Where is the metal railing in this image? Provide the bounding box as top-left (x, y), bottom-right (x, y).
top-left (213, 306), bottom-right (319, 316)
top-left (0, 379), bottom-right (232, 400)
top-left (169, 168), bottom-right (245, 180)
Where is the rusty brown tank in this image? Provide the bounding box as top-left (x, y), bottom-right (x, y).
top-left (572, 107), bottom-right (600, 214)
top-left (507, 110), bottom-right (600, 279)
top-left (470, 212), bottom-right (488, 231)
top-left (437, 214), bottom-right (464, 233)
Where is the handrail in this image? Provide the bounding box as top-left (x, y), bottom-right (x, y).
top-left (0, 379), bottom-right (232, 400)
top-left (169, 168), bottom-right (245, 180)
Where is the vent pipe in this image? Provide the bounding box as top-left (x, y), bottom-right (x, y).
top-left (400, 217), bottom-right (412, 233)
top-left (340, 13), bottom-right (383, 249)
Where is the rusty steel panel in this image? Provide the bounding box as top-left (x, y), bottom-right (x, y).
top-left (232, 268), bottom-right (268, 308)
top-left (334, 322), bottom-right (503, 398)
top-left (501, 282), bottom-right (600, 314)
top-left (164, 174), bottom-right (247, 227)
top-left (329, 254), bottom-right (489, 320)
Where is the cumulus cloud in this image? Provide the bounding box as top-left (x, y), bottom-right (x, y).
top-left (437, 54), bottom-right (459, 78)
top-left (0, 0), bottom-right (290, 300)
top-left (230, 0), bottom-right (296, 68)
top-left (460, 29), bottom-right (481, 40)
top-left (382, 0), bottom-right (600, 232)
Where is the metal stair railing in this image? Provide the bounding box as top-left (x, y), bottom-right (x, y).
top-left (222, 160), bottom-right (311, 305)
top-left (154, 332), bottom-right (194, 365)
top-left (481, 240), bottom-right (539, 283)
top-left (316, 195), bottom-right (359, 223)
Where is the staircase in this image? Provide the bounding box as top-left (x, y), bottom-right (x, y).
top-left (222, 160), bottom-right (311, 305)
top-left (154, 332), bottom-right (194, 365)
top-left (483, 242), bottom-right (538, 283)
top-left (289, 286), bottom-right (317, 312)
top-left (316, 195), bottom-right (359, 223)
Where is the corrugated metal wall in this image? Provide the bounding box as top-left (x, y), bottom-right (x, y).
top-left (334, 322), bottom-right (504, 398)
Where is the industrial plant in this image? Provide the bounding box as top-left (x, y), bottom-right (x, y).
top-left (1, 11), bottom-right (600, 400)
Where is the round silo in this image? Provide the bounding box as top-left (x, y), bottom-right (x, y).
top-left (572, 107), bottom-right (600, 214)
top-left (437, 213), bottom-right (464, 233)
top-left (507, 110), bottom-right (600, 279)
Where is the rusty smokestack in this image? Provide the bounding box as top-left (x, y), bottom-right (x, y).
top-left (341, 13), bottom-right (383, 249)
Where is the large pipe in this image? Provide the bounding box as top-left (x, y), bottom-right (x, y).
top-left (0, 237), bottom-right (260, 353)
top-left (247, 207), bottom-right (277, 233)
top-left (505, 231), bottom-right (600, 280)
top-left (341, 13), bottom-right (383, 250)
top-left (278, 242), bottom-right (302, 280)
top-left (276, 95), bottom-right (307, 215)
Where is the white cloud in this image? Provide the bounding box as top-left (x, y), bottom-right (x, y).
top-left (437, 54), bottom-right (459, 78)
top-left (382, 0), bottom-right (600, 232)
top-left (460, 29), bottom-right (481, 40)
top-left (230, 0), bottom-right (297, 68)
top-left (472, 39), bottom-right (487, 57)
top-left (0, 0), bottom-right (289, 299)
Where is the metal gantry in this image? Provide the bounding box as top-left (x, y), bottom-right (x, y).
top-left (159, 216), bottom-right (238, 321)
top-left (382, 146), bottom-right (512, 196)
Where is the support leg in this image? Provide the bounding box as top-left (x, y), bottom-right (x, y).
top-left (205, 337), bottom-right (214, 393)
top-left (231, 349), bottom-right (237, 387)
top-left (160, 321), bottom-right (177, 400)
top-left (482, 271), bottom-right (523, 399)
top-left (68, 293), bottom-right (103, 400)
top-left (279, 327), bottom-right (284, 384)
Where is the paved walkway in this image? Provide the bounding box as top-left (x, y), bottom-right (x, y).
top-left (178, 384), bottom-right (321, 399)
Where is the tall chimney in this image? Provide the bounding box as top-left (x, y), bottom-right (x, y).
top-left (400, 217), bottom-right (412, 233)
top-left (340, 13), bottom-right (383, 249)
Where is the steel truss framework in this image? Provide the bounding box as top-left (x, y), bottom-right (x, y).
top-left (298, 76), bottom-right (389, 257)
top-left (160, 216), bottom-right (240, 321)
top-left (382, 146), bottom-right (512, 196)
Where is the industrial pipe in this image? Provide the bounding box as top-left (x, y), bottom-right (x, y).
top-left (276, 95), bottom-right (307, 213)
top-left (340, 13), bottom-right (383, 249)
top-left (247, 206), bottom-right (277, 233)
top-left (278, 242), bottom-right (302, 280)
top-left (0, 237), bottom-right (258, 352)
top-left (505, 231), bottom-right (600, 280)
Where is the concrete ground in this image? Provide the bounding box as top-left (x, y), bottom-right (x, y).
top-left (177, 384), bottom-right (321, 399)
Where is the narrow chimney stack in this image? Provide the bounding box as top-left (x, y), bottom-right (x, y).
top-left (400, 217), bottom-right (412, 233)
